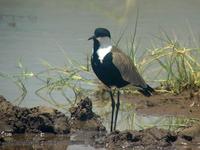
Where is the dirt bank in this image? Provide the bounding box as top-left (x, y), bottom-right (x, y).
top-left (120, 89), bottom-right (200, 118)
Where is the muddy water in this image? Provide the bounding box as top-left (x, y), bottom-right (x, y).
top-left (1, 133), bottom-right (108, 150)
top-left (1, 133), bottom-right (105, 150)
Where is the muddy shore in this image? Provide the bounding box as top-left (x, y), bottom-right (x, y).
top-left (0, 96), bottom-right (105, 134)
top-left (131, 89), bottom-right (200, 118)
top-left (0, 94), bottom-right (200, 149)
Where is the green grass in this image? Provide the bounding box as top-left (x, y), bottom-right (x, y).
top-left (0, 56), bottom-right (95, 108)
top-left (36, 71), bottom-right (90, 108)
top-left (33, 58), bottom-right (96, 110)
top-left (149, 34), bottom-right (200, 93)
top-left (122, 30), bottom-right (200, 94)
top-left (0, 58), bottom-right (31, 105)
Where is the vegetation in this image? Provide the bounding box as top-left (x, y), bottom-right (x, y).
top-left (0, 56), bottom-right (95, 109)
top-left (137, 33), bottom-right (200, 94)
top-left (150, 38), bottom-right (200, 93)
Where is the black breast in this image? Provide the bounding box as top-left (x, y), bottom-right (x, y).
top-left (91, 52), bottom-right (129, 88)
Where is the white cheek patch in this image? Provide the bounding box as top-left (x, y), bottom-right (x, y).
top-left (97, 46), bottom-right (112, 63)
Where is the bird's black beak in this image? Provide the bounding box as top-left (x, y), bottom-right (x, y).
top-left (88, 35), bottom-right (95, 40)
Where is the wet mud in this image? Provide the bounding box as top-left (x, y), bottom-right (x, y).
top-left (121, 89), bottom-right (200, 118)
top-left (1, 91), bottom-right (200, 149)
top-left (102, 127), bottom-right (200, 150)
top-left (0, 95), bottom-right (70, 134)
top-left (69, 97), bottom-right (106, 131)
top-left (0, 96), bottom-right (105, 134)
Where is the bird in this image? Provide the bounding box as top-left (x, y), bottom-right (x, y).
top-left (88, 28), bottom-right (154, 132)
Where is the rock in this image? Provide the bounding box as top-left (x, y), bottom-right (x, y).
top-left (69, 97), bottom-right (106, 131)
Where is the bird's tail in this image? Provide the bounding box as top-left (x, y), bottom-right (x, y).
top-left (137, 84), bottom-right (155, 97)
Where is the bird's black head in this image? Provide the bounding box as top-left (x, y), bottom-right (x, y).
top-left (88, 28), bottom-right (111, 40)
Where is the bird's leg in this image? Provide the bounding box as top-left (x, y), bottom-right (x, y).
top-left (114, 90), bottom-right (120, 131)
top-left (109, 89), bottom-right (115, 132)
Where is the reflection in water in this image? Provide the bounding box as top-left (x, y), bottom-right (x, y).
top-left (2, 134), bottom-right (69, 150)
top-left (94, 100), bottom-right (197, 131)
top-left (1, 131), bottom-right (106, 150)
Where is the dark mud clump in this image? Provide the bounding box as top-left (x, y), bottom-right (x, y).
top-left (69, 97), bottom-right (106, 131)
top-left (103, 127), bottom-right (197, 150)
top-left (0, 137), bottom-right (5, 145)
top-left (0, 95), bottom-right (70, 134)
top-left (0, 96), bottom-right (106, 134)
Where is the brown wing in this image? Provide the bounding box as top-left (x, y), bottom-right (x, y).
top-left (111, 46), bottom-right (147, 87)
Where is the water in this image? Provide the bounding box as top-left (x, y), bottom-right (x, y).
top-left (1, 132), bottom-right (106, 150)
